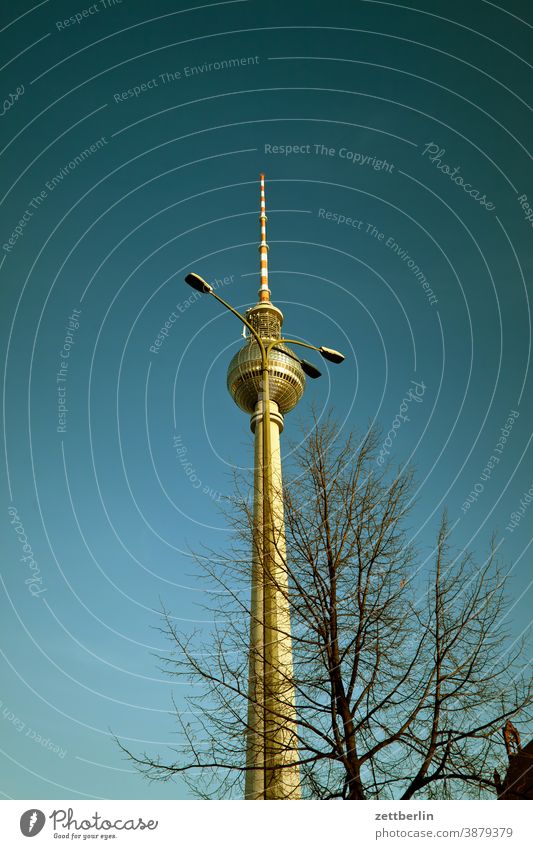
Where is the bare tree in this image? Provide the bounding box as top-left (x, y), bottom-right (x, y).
top-left (117, 416), bottom-right (533, 799)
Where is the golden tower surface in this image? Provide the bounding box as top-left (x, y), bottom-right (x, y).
top-left (226, 176), bottom-right (303, 800)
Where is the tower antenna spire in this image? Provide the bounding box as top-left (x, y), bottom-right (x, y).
top-left (259, 173), bottom-right (270, 302)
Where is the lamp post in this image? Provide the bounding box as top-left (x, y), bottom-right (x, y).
top-left (184, 175), bottom-right (344, 799)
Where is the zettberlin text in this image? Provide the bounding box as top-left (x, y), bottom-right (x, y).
top-left (375, 811), bottom-right (434, 820)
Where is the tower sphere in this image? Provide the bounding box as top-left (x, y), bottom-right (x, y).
top-left (227, 302), bottom-right (306, 415)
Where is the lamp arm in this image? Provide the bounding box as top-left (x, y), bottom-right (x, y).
top-left (210, 291), bottom-right (266, 361)
top-left (269, 345), bottom-right (304, 366)
top-left (268, 338), bottom-right (318, 356)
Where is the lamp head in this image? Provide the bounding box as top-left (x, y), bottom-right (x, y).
top-left (184, 272), bottom-right (213, 294)
top-left (300, 359), bottom-right (322, 379)
top-left (319, 346), bottom-right (345, 364)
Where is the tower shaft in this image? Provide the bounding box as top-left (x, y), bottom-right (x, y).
top-left (245, 399), bottom-right (300, 799)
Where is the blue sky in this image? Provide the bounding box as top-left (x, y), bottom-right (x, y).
top-left (1, 0), bottom-right (532, 800)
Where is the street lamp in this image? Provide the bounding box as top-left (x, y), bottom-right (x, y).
top-left (319, 346), bottom-right (345, 364)
top-left (184, 272), bottom-right (213, 294)
top-left (296, 358), bottom-right (322, 380)
top-left (184, 274), bottom-right (342, 375)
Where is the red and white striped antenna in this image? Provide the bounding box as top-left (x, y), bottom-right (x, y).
top-left (258, 173), bottom-right (270, 302)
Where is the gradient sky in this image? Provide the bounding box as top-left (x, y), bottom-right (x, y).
top-left (1, 0), bottom-right (532, 800)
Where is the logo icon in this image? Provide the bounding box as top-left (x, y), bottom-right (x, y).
top-left (20, 810), bottom-right (46, 837)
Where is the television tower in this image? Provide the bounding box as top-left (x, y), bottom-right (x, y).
top-left (185, 175), bottom-right (344, 800)
top-left (227, 175), bottom-right (304, 799)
